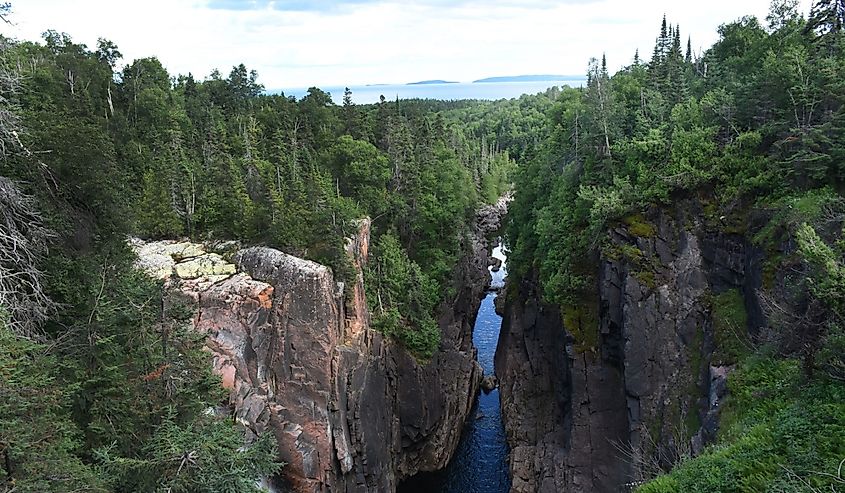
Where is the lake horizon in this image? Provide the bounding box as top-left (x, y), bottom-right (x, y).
top-left (272, 79), bottom-right (587, 104)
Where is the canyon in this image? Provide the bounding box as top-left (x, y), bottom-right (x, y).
top-left (132, 197), bottom-right (509, 492)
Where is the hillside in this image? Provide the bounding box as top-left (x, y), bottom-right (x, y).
top-left (503, 7), bottom-right (845, 492)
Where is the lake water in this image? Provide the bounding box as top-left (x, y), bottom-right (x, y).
top-left (276, 80), bottom-right (585, 104)
top-left (398, 244), bottom-right (510, 493)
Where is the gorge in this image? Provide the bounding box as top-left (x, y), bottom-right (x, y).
top-left (399, 243), bottom-right (511, 492)
top-left (132, 199), bottom-right (510, 492)
top-left (1, 3), bottom-right (843, 493)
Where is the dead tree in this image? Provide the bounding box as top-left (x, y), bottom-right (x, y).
top-left (0, 177), bottom-right (56, 339)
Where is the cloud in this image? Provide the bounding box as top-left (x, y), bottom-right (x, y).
top-left (206, 0), bottom-right (595, 13)
top-left (6, 0), bottom-right (814, 88)
top-left (206, 0), bottom-right (272, 10)
top-left (207, 0), bottom-right (371, 12)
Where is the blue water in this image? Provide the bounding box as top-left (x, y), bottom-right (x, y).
top-left (276, 80), bottom-right (584, 104)
top-left (399, 245), bottom-right (510, 493)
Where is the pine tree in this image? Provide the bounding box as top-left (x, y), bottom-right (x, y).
top-left (138, 166), bottom-right (184, 238)
top-left (806, 0), bottom-right (845, 35)
top-left (587, 56), bottom-right (614, 160)
top-left (686, 36), bottom-right (693, 63)
top-left (651, 15), bottom-right (671, 91)
top-left (668, 26), bottom-right (688, 104)
top-left (342, 87), bottom-right (362, 139)
top-left (805, 0), bottom-right (844, 48)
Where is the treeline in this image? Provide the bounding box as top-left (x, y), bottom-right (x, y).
top-left (0, 21), bottom-right (539, 491)
top-left (506, 1), bottom-right (844, 491)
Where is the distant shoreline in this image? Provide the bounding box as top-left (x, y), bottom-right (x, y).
top-left (407, 80), bottom-right (459, 85)
top-left (272, 79), bottom-right (587, 105)
top-left (473, 75), bottom-right (582, 83)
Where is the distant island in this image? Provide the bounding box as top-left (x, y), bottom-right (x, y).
top-left (407, 79), bottom-right (459, 85)
top-left (473, 75), bottom-right (582, 83)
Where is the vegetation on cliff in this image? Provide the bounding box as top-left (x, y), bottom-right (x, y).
top-left (506, 0), bottom-right (845, 490)
top-left (0, 1), bottom-right (557, 486)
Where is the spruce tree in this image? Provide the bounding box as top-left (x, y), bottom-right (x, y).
top-left (342, 86), bottom-right (361, 139)
top-left (686, 36), bottom-right (693, 63)
top-left (806, 0), bottom-right (844, 36)
top-left (651, 15), bottom-right (671, 92)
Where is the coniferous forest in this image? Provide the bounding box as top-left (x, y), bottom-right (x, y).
top-left (1, 0), bottom-right (844, 492)
top-left (507, 2), bottom-right (845, 491)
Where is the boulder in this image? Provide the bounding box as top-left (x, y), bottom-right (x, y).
top-left (480, 374), bottom-right (498, 393)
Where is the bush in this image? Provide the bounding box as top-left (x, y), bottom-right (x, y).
top-left (366, 233), bottom-right (441, 359)
top-left (0, 320), bottom-right (106, 492)
top-left (710, 289), bottom-right (750, 365)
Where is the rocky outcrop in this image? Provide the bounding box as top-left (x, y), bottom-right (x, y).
top-left (132, 198), bottom-right (508, 492)
top-left (494, 297), bottom-right (574, 493)
top-left (496, 199), bottom-right (765, 492)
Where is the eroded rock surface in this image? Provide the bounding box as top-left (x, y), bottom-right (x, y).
top-left (496, 200), bottom-right (765, 492)
top-left (131, 198), bottom-right (508, 492)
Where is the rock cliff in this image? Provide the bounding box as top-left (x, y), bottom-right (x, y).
top-left (132, 197), bottom-right (508, 492)
top-left (495, 199), bottom-right (765, 492)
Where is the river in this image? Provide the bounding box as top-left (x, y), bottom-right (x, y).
top-left (398, 244), bottom-right (510, 493)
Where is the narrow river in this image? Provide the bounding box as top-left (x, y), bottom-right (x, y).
top-left (399, 244), bottom-right (511, 493)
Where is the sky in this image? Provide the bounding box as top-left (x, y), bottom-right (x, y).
top-left (4, 0), bottom-right (812, 89)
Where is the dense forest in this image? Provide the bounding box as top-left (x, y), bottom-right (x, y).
top-left (0, 6), bottom-right (551, 489)
top-left (506, 0), bottom-right (845, 491)
top-left (2, 0), bottom-right (845, 491)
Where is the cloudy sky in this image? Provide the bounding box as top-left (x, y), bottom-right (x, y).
top-left (5, 0), bottom-right (810, 89)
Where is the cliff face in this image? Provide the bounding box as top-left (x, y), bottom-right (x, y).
top-left (133, 199), bottom-right (507, 492)
top-left (495, 199), bottom-right (765, 492)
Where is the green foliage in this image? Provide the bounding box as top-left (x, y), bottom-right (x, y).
top-left (504, 6), bottom-right (845, 492)
top-left (138, 168), bottom-right (184, 238)
top-left (636, 474), bottom-right (679, 493)
top-left (480, 152), bottom-right (516, 204)
top-left (562, 297), bottom-right (600, 353)
top-left (796, 222), bottom-right (845, 313)
top-left (622, 213), bottom-right (657, 238)
top-left (97, 414), bottom-right (280, 493)
top-left (0, 31), bottom-right (287, 488)
top-left (796, 222), bottom-right (845, 380)
top-left (0, 320), bottom-right (105, 492)
top-left (507, 6), bottom-right (845, 306)
top-left (0, 29), bottom-right (534, 409)
top-left (366, 233), bottom-right (441, 358)
top-left (710, 289), bottom-right (750, 366)
top-left (638, 357), bottom-right (845, 493)
top-left (327, 135), bottom-right (391, 216)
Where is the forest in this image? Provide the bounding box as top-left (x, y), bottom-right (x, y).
top-left (0, 8), bottom-right (545, 490)
top-left (1, 0), bottom-right (844, 491)
top-left (506, 0), bottom-right (845, 491)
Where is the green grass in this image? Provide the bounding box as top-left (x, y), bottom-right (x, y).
top-left (637, 355), bottom-right (845, 493)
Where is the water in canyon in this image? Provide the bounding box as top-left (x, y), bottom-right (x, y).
top-left (398, 244), bottom-right (510, 493)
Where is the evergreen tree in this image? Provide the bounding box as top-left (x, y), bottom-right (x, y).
top-left (342, 86), bottom-right (363, 139)
top-left (685, 36), bottom-right (693, 63)
top-left (805, 0), bottom-right (845, 39)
